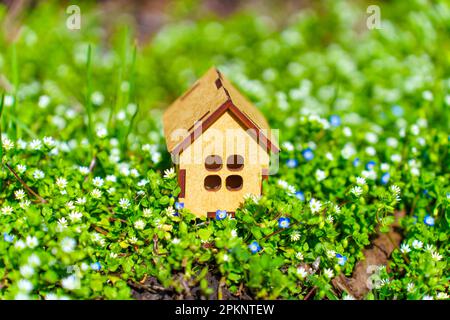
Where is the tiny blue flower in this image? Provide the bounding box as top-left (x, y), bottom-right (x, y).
top-left (215, 210), bottom-right (227, 220)
top-left (366, 161), bottom-right (376, 171)
top-left (329, 115), bottom-right (341, 127)
top-left (249, 241), bottom-right (261, 254)
top-left (422, 189), bottom-right (430, 198)
top-left (391, 105), bottom-right (404, 117)
top-left (91, 262), bottom-right (102, 271)
top-left (381, 172), bottom-right (390, 185)
top-left (447, 192), bottom-right (450, 199)
top-left (295, 191), bottom-right (305, 201)
top-left (336, 253), bottom-right (348, 266)
top-left (3, 232), bottom-right (14, 243)
top-left (423, 215), bottom-right (435, 226)
top-left (352, 158), bottom-right (360, 167)
top-left (174, 202), bottom-right (184, 210)
top-left (302, 148), bottom-right (314, 161)
top-left (286, 158), bottom-right (299, 168)
top-left (278, 217), bottom-right (290, 229)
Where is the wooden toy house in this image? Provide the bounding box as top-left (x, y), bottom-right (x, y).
top-left (163, 67), bottom-right (279, 218)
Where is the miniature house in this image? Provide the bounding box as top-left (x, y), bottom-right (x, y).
top-left (163, 67), bottom-right (279, 218)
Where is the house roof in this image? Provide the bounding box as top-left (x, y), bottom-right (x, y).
top-left (163, 67), bottom-right (279, 155)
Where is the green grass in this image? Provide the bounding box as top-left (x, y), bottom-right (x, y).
top-left (0, 0), bottom-right (448, 300)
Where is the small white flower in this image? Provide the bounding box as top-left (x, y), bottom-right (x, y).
top-left (386, 137), bottom-right (398, 148)
top-left (365, 146), bottom-right (376, 156)
top-left (33, 169), bottom-right (45, 179)
top-left (172, 238), bottom-right (181, 244)
top-left (326, 215), bottom-right (334, 223)
top-left (128, 236), bottom-right (138, 244)
top-left (19, 200), bottom-right (31, 209)
top-left (28, 254), bottom-right (41, 267)
top-left (436, 292), bottom-right (449, 300)
top-left (15, 239), bottom-right (26, 250)
top-left (130, 169), bottom-right (139, 177)
top-left (295, 252), bottom-right (304, 260)
top-left (422, 295), bottom-right (433, 300)
top-left (14, 189), bottom-right (26, 200)
top-left (343, 294), bottom-right (356, 300)
top-left (38, 95), bottom-right (51, 108)
top-left (297, 267), bottom-right (308, 279)
top-left (325, 152), bottom-right (334, 161)
top-left (2, 137), bottom-right (14, 151)
top-left (1, 205), bottom-right (13, 215)
top-left (30, 139), bottom-right (43, 150)
top-left (16, 164), bottom-right (27, 174)
top-left (119, 198), bottom-right (131, 209)
top-left (407, 282), bottom-right (415, 293)
top-left (309, 198), bottom-right (322, 213)
top-left (60, 237), bottom-right (76, 253)
top-left (389, 185), bottom-right (401, 196)
top-left (134, 219), bottom-right (146, 230)
top-left (165, 206), bottom-right (175, 216)
top-left (3, 95), bottom-right (14, 106)
top-left (326, 250), bottom-right (336, 258)
top-left (91, 91), bottom-right (104, 105)
top-left (68, 211), bottom-right (83, 222)
top-left (56, 177), bottom-right (67, 189)
top-left (380, 163), bottom-right (390, 172)
top-left (96, 127), bottom-right (107, 138)
top-left (163, 167), bottom-right (176, 179)
top-left (143, 208), bottom-right (152, 217)
top-left (79, 166), bottom-right (90, 175)
top-left (66, 201), bottom-right (75, 210)
top-left (282, 141), bottom-right (294, 151)
top-left (412, 240), bottom-right (423, 250)
top-left (20, 265), bottom-right (35, 278)
top-left (110, 252), bottom-right (118, 259)
top-left (57, 217), bottom-right (68, 230)
top-left (341, 143), bottom-right (356, 159)
top-left (365, 132), bottom-right (378, 144)
top-left (350, 186), bottom-right (363, 197)
top-left (45, 293), bottom-right (58, 300)
top-left (390, 154), bottom-right (402, 163)
top-left (90, 188), bottom-right (102, 199)
top-left (400, 243), bottom-right (411, 254)
top-left (17, 279), bottom-right (33, 293)
top-left (333, 205), bottom-right (341, 214)
top-left (315, 169), bottom-right (327, 182)
top-left (61, 275), bottom-right (80, 291)
top-left (26, 236), bottom-right (39, 248)
top-left (425, 244), bottom-right (435, 253)
top-left (356, 177), bottom-right (366, 186)
top-left (324, 268), bottom-right (334, 279)
top-left (343, 127), bottom-right (352, 137)
top-left (431, 251), bottom-right (442, 261)
top-left (106, 175), bottom-right (117, 183)
top-left (107, 187), bottom-right (116, 195)
top-left (93, 177), bottom-right (104, 187)
top-left (75, 197), bottom-right (86, 205)
top-left (231, 229), bottom-right (238, 238)
top-left (17, 139), bottom-right (27, 149)
top-left (43, 136), bottom-right (56, 147)
top-left (290, 231), bottom-right (301, 242)
top-left (137, 179), bottom-right (149, 187)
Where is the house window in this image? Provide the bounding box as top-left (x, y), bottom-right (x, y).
top-left (205, 155), bottom-right (222, 171)
top-left (227, 155), bottom-right (244, 171)
top-left (226, 175), bottom-right (243, 191)
top-left (204, 175), bottom-right (221, 191)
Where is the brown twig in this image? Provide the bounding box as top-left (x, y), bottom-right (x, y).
top-left (304, 286), bottom-right (317, 300)
top-left (83, 156), bottom-right (97, 183)
top-left (4, 163), bottom-right (47, 203)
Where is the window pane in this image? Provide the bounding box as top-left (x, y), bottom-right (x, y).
top-left (226, 175), bottom-right (243, 191)
top-left (204, 175), bottom-right (221, 191)
top-left (205, 155), bottom-right (222, 171)
top-left (227, 155), bottom-right (244, 171)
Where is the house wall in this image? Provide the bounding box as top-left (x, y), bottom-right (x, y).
top-left (178, 111), bottom-right (270, 217)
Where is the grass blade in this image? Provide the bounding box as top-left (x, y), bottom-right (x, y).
top-left (85, 44), bottom-right (95, 152)
top-left (0, 93), bottom-right (4, 162)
